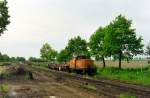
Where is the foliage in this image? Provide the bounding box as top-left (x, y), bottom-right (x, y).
top-left (0, 53), bottom-right (10, 62)
top-left (104, 15), bottom-right (144, 68)
top-left (0, 0), bottom-right (10, 35)
top-left (145, 42), bottom-right (150, 57)
top-left (15, 57), bottom-right (26, 61)
top-left (28, 57), bottom-right (44, 62)
top-left (65, 36), bottom-right (89, 60)
top-left (0, 52), bottom-right (26, 62)
top-left (57, 49), bottom-right (69, 63)
top-left (40, 43), bottom-right (57, 62)
top-left (89, 27), bottom-right (106, 67)
top-left (2, 54), bottom-right (9, 61)
top-left (10, 57), bottom-right (16, 62)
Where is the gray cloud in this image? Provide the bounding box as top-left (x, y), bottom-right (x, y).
top-left (0, 0), bottom-right (150, 58)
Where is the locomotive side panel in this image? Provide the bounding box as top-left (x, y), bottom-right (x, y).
top-left (69, 59), bottom-right (94, 69)
top-left (76, 59), bottom-right (86, 69)
top-left (76, 59), bottom-right (94, 69)
top-left (69, 59), bottom-right (76, 69)
top-left (85, 59), bottom-right (94, 68)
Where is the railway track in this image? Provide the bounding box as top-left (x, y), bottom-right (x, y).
top-left (30, 66), bottom-right (150, 98)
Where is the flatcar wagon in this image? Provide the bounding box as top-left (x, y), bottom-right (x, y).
top-left (48, 63), bottom-right (69, 71)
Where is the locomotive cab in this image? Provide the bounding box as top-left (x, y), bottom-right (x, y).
top-left (69, 55), bottom-right (95, 74)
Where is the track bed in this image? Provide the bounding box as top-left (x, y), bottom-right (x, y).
top-left (0, 65), bottom-right (104, 98)
top-left (31, 65), bottom-right (150, 98)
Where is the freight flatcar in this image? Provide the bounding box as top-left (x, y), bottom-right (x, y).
top-left (48, 63), bottom-right (69, 71)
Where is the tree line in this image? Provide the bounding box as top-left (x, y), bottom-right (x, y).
top-left (0, 52), bottom-right (26, 62)
top-left (40, 15), bottom-right (150, 69)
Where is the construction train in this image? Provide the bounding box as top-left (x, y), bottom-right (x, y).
top-left (48, 55), bottom-right (96, 74)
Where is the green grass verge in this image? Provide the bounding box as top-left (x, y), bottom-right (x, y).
top-left (31, 62), bottom-right (48, 68)
top-left (119, 93), bottom-right (136, 98)
top-left (96, 65), bottom-right (150, 86)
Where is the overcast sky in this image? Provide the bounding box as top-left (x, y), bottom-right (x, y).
top-left (0, 0), bottom-right (150, 58)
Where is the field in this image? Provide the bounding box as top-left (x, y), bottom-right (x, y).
top-left (94, 60), bottom-right (149, 68)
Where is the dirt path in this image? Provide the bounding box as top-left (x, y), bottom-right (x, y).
top-left (0, 66), bottom-right (5, 73)
top-left (4, 68), bottom-right (104, 98)
top-left (8, 81), bottom-right (102, 98)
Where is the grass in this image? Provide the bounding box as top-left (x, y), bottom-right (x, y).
top-left (0, 83), bottom-right (9, 93)
top-left (119, 93), bottom-right (136, 98)
top-left (96, 65), bottom-right (150, 86)
top-left (32, 62), bottom-right (48, 68)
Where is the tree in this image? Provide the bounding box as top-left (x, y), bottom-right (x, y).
top-left (40, 43), bottom-right (57, 62)
top-left (28, 57), bottom-right (42, 62)
top-left (29, 57), bottom-right (37, 62)
top-left (145, 42), bottom-right (150, 58)
top-left (89, 27), bottom-right (106, 67)
top-left (0, 53), bottom-right (10, 62)
top-left (104, 15), bottom-right (143, 69)
top-left (0, 52), bottom-right (3, 61)
top-left (10, 57), bottom-right (16, 62)
top-left (0, 0), bottom-right (10, 35)
top-left (16, 57), bottom-right (26, 61)
top-left (57, 49), bottom-right (69, 63)
top-left (65, 36), bottom-right (89, 59)
top-left (2, 54), bottom-right (9, 61)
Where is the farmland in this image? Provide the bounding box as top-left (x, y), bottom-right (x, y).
top-left (94, 60), bottom-right (149, 69)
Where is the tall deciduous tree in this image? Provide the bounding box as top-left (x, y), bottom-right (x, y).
top-left (0, 0), bottom-right (10, 35)
top-left (40, 43), bottom-right (57, 62)
top-left (57, 49), bottom-right (69, 63)
top-left (65, 36), bottom-right (89, 59)
top-left (146, 42), bottom-right (150, 58)
top-left (104, 15), bottom-right (143, 69)
top-left (89, 27), bottom-right (106, 67)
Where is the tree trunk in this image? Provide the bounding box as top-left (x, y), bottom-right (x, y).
top-left (102, 56), bottom-right (106, 68)
top-left (119, 51), bottom-right (122, 69)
